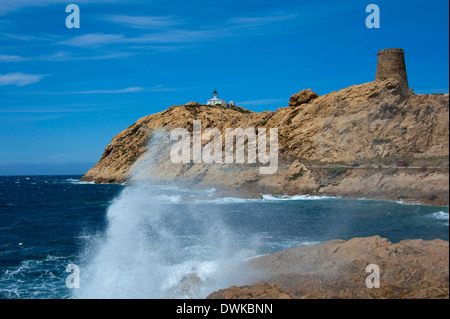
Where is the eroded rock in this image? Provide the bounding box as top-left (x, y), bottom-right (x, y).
top-left (207, 236), bottom-right (449, 299)
top-left (288, 89), bottom-right (319, 107)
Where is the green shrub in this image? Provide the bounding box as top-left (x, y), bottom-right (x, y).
top-left (129, 126), bottom-right (140, 136)
top-left (289, 171), bottom-right (303, 181)
top-left (328, 166), bottom-right (348, 176)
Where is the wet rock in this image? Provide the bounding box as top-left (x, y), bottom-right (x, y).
top-left (207, 236), bottom-right (449, 299)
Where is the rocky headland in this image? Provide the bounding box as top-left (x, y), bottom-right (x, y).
top-left (81, 79), bottom-right (449, 205)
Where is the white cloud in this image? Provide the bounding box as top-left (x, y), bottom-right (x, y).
top-left (0, 104), bottom-right (114, 113)
top-left (0, 0), bottom-right (123, 15)
top-left (228, 13), bottom-right (298, 27)
top-left (41, 87), bottom-right (146, 95)
top-left (59, 13), bottom-right (297, 49)
top-left (0, 108), bottom-right (91, 113)
top-left (0, 32), bottom-right (56, 42)
top-left (0, 0), bottom-right (54, 14)
top-left (146, 85), bottom-right (174, 92)
top-left (72, 87), bottom-right (146, 94)
top-left (128, 45), bottom-right (187, 52)
top-left (0, 19), bottom-right (8, 29)
top-left (237, 99), bottom-right (285, 106)
top-left (0, 73), bottom-right (46, 86)
top-left (135, 29), bottom-right (222, 44)
top-left (33, 85), bottom-right (174, 95)
top-left (60, 29), bottom-right (222, 48)
top-left (0, 51), bottom-right (133, 63)
top-left (100, 15), bottom-right (181, 29)
top-left (0, 54), bottom-right (29, 62)
top-left (59, 33), bottom-right (125, 48)
top-left (39, 51), bottom-right (134, 61)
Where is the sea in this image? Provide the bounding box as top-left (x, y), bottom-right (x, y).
top-left (0, 175), bottom-right (448, 299)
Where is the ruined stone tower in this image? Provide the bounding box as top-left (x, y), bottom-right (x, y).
top-left (376, 48), bottom-right (411, 96)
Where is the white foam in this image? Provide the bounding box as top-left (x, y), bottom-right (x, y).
top-left (192, 194), bottom-right (338, 205)
top-left (262, 194), bottom-right (338, 201)
top-left (155, 194), bottom-right (182, 203)
top-left (193, 197), bottom-right (261, 204)
top-left (0, 255), bottom-right (70, 298)
top-left (73, 133), bottom-right (254, 299)
top-left (74, 235), bottom-right (92, 240)
top-left (64, 178), bottom-right (95, 185)
top-left (395, 200), bottom-right (421, 206)
top-left (428, 211), bottom-right (449, 225)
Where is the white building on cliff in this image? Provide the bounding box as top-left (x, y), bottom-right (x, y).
top-left (207, 90), bottom-right (235, 108)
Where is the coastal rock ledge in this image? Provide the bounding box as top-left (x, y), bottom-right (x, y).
top-left (207, 236), bottom-right (449, 299)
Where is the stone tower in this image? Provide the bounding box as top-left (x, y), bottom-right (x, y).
top-left (376, 48), bottom-right (410, 96)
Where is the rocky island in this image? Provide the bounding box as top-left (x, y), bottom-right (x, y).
top-left (81, 49), bottom-right (449, 206)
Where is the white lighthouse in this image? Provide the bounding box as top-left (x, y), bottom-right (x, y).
top-left (207, 89), bottom-right (227, 107)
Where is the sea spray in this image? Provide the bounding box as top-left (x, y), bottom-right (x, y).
top-left (74, 131), bottom-right (257, 298)
top-left (428, 211), bottom-right (450, 226)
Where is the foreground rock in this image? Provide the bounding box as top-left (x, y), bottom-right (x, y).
top-left (207, 283), bottom-right (297, 299)
top-left (207, 236), bottom-right (449, 299)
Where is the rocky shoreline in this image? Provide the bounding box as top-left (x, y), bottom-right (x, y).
top-left (82, 161), bottom-right (449, 206)
top-left (207, 236), bottom-right (449, 299)
top-left (80, 79), bottom-right (449, 206)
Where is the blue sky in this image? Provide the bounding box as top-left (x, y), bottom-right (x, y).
top-left (0, 0), bottom-right (448, 175)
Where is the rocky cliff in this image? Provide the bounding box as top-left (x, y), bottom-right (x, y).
top-left (81, 79), bottom-right (449, 205)
top-left (207, 236), bottom-right (449, 299)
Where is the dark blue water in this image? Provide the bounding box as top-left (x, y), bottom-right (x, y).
top-left (0, 176), bottom-right (123, 298)
top-left (0, 175), bottom-right (448, 299)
